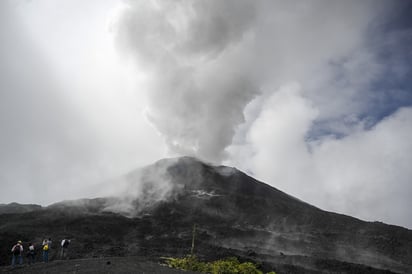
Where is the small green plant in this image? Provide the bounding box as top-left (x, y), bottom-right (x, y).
top-left (165, 225), bottom-right (276, 273)
top-left (165, 255), bottom-right (211, 272)
top-left (164, 255), bottom-right (276, 274)
top-left (210, 257), bottom-right (240, 274)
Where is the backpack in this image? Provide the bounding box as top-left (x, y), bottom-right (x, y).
top-left (12, 245), bottom-right (21, 255)
top-left (43, 244), bottom-right (49, 251)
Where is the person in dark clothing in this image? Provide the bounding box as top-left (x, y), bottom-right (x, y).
top-left (11, 241), bottom-right (23, 266)
top-left (27, 242), bottom-right (36, 264)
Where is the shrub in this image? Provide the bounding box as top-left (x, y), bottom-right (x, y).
top-left (164, 255), bottom-right (276, 274)
top-left (164, 255), bottom-right (211, 272)
top-left (210, 257), bottom-right (240, 274)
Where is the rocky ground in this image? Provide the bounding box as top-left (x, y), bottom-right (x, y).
top-left (0, 256), bottom-right (196, 274)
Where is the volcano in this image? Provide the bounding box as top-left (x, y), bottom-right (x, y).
top-left (1, 157), bottom-right (411, 273)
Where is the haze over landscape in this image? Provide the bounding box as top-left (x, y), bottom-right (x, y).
top-left (1, 0), bottom-right (411, 230)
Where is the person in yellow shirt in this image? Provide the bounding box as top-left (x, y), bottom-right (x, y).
top-left (42, 239), bottom-right (49, 263)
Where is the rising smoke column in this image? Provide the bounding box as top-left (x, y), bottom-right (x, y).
top-left (114, 0), bottom-right (259, 163)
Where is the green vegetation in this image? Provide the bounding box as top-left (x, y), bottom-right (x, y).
top-left (165, 224), bottom-right (277, 273)
top-left (164, 255), bottom-right (276, 274)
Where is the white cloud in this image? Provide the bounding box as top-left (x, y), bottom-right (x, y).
top-left (226, 83), bottom-right (320, 198)
top-left (311, 107), bottom-right (412, 227)
top-left (228, 89), bottom-right (412, 228)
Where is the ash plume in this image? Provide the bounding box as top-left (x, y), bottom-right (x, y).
top-left (115, 0), bottom-right (259, 162)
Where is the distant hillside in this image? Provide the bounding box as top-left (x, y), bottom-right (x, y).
top-left (0, 202), bottom-right (42, 214)
top-left (0, 157), bottom-right (411, 273)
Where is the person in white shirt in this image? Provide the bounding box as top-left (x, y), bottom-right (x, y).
top-left (60, 239), bottom-right (71, 259)
top-left (27, 242), bottom-right (36, 264)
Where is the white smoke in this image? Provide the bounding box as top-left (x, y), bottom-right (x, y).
top-left (97, 157), bottom-right (187, 216)
top-left (228, 86), bottom-right (412, 228)
top-left (115, 0), bottom-right (259, 162)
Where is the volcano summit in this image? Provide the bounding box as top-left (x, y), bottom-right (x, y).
top-left (1, 157), bottom-right (411, 273)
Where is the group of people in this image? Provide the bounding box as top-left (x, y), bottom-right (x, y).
top-left (10, 238), bottom-right (71, 267)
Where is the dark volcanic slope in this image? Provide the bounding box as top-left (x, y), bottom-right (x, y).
top-left (1, 256), bottom-right (196, 274)
top-left (1, 157), bottom-right (411, 274)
